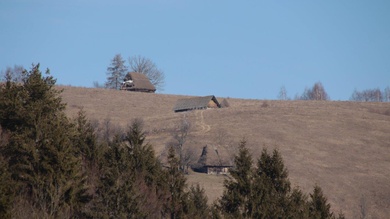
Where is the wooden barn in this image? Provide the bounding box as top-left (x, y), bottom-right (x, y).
top-left (173, 95), bottom-right (221, 112)
top-left (193, 145), bottom-right (233, 175)
top-left (120, 72), bottom-right (156, 93)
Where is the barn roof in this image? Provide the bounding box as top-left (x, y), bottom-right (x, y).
top-left (123, 72), bottom-right (156, 92)
top-left (173, 95), bottom-right (221, 112)
top-left (197, 145), bottom-right (233, 167)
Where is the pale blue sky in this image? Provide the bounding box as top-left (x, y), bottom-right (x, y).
top-left (1, 0), bottom-right (389, 100)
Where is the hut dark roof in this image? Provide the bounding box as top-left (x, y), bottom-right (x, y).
top-left (122, 72), bottom-right (156, 92)
top-left (173, 95), bottom-right (221, 112)
top-left (197, 145), bottom-right (233, 167)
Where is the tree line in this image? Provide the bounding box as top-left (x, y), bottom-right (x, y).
top-left (278, 82), bottom-right (390, 102)
top-left (1, 64), bottom-right (343, 218)
top-left (279, 82), bottom-right (330, 101)
top-left (350, 87), bottom-right (390, 102)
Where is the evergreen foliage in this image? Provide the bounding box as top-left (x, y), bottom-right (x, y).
top-left (217, 140), bottom-right (341, 219)
top-left (309, 185), bottom-right (334, 219)
top-left (92, 137), bottom-right (141, 218)
top-left (0, 64), bottom-right (89, 217)
top-left (186, 184), bottom-right (210, 219)
top-left (105, 54), bottom-right (128, 90)
top-left (0, 153), bottom-right (13, 219)
top-left (91, 119), bottom-right (169, 218)
top-left (165, 146), bottom-right (188, 219)
top-left (73, 109), bottom-right (100, 166)
top-left (219, 139), bottom-right (252, 218)
top-left (248, 149), bottom-right (292, 218)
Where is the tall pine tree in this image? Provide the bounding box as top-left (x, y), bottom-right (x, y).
top-left (309, 185), bottom-right (334, 219)
top-left (218, 139), bottom-right (253, 218)
top-left (248, 149), bottom-right (291, 218)
top-left (105, 54), bottom-right (128, 90)
top-left (164, 146), bottom-right (188, 219)
top-left (0, 64), bottom-right (89, 218)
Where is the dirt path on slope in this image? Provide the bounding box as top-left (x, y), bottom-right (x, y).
top-left (195, 110), bottom-right (211, 134)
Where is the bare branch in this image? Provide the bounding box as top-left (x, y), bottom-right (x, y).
top-left (128, 55), bottom-right (165, 91)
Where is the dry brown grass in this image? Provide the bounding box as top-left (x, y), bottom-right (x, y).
top-left (59, 86), bottom-right (390, 218)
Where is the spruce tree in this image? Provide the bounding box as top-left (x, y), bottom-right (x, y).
top-left (105, 54), bottom-right (128, 90)
top-left (186, 183), bottom-right (210, 218)
top-left (92, 136), bottom-right (140, 218)
top-left (93, 120), bottom-right (169, 218)
top-left (309, 185), bottom-right (334, 219)
top-left (164, 146), bottom-right (188, 219)
top-left (73, 109), bottom-right (100, 166)
top-left (125, 119), bottom-right (160, 185)
top-left (218, 139), bottom-right (252, 218)
top-left (124, 119), bottom-right (167, 218)
top-left (248, 149), bottom-right (292, 218)
top-left (288, 187), bottom-right (310, 218)
top-left (0, 64), bottom-right (89, 217)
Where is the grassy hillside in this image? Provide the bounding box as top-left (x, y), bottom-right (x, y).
top-left (60, 86), bottom-right (390, 218)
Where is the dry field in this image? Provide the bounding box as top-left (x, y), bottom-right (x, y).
top-left (59, 86), bottom-right (390, 218)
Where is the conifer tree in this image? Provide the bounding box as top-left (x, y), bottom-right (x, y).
top-left (125, 119), bottom-right (160, 185)
top-left (186, 184), bottom-right (210, 219)
top-left (165, 146), bottom-right (188, 219)
top-left (288, 188), bottom-right (310, 218)
top-left (92, 120), bottom-right (168, 218)
top-left (218, 139), bottom-right (252, 218)
top-left (309, 185), bottom-right (334, 219)
top-left (105, 54), bottom-right (128, 90)
top-left (72, 109), bottom-right (105, 217)
top-left (93, 137), bottom-right (140, 218)
top-left (248, 149), bottom-right (291, 218)
top-left (124, 119), bottom-right (167, 217)
top-left (73, 109), bottom-right (100, 166)
top-left (0, 64), bottom-right (89, 217)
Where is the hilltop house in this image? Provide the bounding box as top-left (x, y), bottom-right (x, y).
top-left (193, 145), bottom-right (233, 174)
top-left (120, 72), bottom-right (156, 93)
top-left (173, 95), bottom-right (221, 112)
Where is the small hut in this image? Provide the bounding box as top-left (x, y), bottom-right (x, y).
top-left (173, 95), bottom-right (221, 112)
top-left (193, 145), bottom-right (233, 174)
top-left (120, 72), bottom-right (156, 93)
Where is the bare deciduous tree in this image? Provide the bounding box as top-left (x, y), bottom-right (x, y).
top-left (105, 54), bottom-right (128, 90)
top-left (166, 115), bottom-right (195, 172)
top-left (1, 65), bottom-right (24, 83)
top-left (213, 128), bottom-right (236, 164)
top-left (384, 86), bottom-right (390, 102)
top-left (278, 86), bottom-right (289, 100)
top-left (128, 55), bottom-right (165, 91)
top-left (298, 82), bottom-right (329, 100)
top-left (92, 117), bottom-right (124, 143)
top-left (350, 88), bottom-right (383, 102)
top-left (311, 82), bottom-right (329, 100)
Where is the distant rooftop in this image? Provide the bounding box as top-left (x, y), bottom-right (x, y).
top-left (173, 95), bottom-right (221, 112)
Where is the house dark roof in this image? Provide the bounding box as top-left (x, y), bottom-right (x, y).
top-left (122, 72), bottom-right (156, 93)
top-left (197, 145), bottom-right (233, 167)
top-left (173, 95), bottom-right (221, 112)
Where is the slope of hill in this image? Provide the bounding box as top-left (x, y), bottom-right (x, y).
top-left (60, 86), bottom-right (390, 218)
